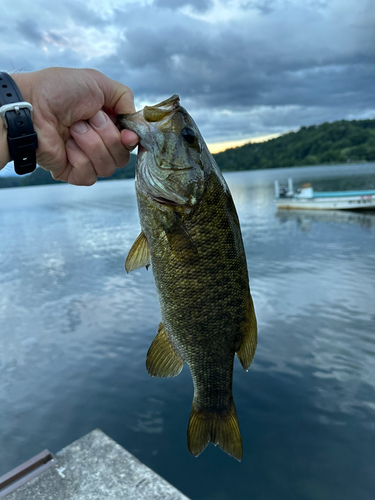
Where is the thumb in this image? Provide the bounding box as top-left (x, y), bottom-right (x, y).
top-left (88, 70), bottom-right (136, 115)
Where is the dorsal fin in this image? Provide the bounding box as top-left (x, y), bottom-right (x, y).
top-left (125, 232), bottom-right (151, 273)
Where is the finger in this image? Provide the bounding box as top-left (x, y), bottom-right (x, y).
top-left (87, 69), bottom-right (136, 115)
top-left (106, 81), bottom-right (135, 115)
top-left (121, 129), bottom-right (139, 151)
top-left (70, 118), bottom-right (119, 178)
top-left (88, 111), bottom-right (133, 169)
top-left (63, 138), bottom-right (98, 186)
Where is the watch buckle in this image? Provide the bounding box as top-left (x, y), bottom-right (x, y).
top-left (0, 102), bottom-right (33, 128)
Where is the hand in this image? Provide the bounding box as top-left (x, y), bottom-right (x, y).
top-left (11, 68), bottom-right (139, 186)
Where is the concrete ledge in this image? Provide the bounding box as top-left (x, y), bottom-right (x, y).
top-left (4, 429), bottom-right (190, 499)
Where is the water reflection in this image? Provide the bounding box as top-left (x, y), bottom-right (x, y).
top-left (0, 166), bottom-right (375, 500)
top-left (276, 209), bottom-right (375, 230)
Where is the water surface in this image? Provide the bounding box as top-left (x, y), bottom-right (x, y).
top-left (1, 163), bottom-right (375, 500)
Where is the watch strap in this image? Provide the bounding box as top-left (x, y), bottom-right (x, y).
top-left (0, 72), bottom-right (38, 175)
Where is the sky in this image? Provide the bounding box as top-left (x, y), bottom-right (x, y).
top-left (1, 0), bottom-right (374, 158)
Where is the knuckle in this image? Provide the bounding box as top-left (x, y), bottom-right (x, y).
top-left (85, 68), bottom-right (104, 82)
top-left (72, 166), bottom-right (97, 186)
top-left (75, 154), bottom-right (92, 169)
top-left (95, 160), bottom-right (116, 177)
top-left (125, 86), bottom-right (134, 101)
top-left (116, 149), bottom-right (131, 168)
top-left (107, 144), bottom-right (129, 168)
top-left (74, 132), bottom-right (104, 158)
top-left (51, 171), bottom-right (65, 182)
top-left (81, 176), bottom-right (97, 186)
top-left (102, 132), bottom-right (119, 150)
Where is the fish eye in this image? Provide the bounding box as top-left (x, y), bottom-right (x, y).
top-left (181, 127), bottom-right (196, 144)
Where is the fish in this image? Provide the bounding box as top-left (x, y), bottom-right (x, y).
top-left (118, 95), bottom-right (257, 461)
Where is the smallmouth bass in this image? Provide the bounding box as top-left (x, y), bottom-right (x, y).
top-left (119, 96), bottom-right (257, 461)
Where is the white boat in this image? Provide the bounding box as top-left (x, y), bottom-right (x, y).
top-left (274, 178), bottom-right (375, 210)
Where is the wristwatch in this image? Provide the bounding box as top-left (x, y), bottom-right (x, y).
top-left (0, 72), bottom-right (38, 175)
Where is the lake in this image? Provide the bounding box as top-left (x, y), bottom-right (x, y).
top-left (1, 163), bottom-right (375, 500)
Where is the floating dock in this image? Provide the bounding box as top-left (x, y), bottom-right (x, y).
top-left (0, 429), bottom-right (190, 499)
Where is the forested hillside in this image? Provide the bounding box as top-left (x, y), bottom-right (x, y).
top-left (214, 119), bottom-right (375, 171)
top-left (1, 118), bottom-right (374, 188)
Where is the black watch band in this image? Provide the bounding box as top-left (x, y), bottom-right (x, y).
top-left (0, 72), bottom-right (38, 175)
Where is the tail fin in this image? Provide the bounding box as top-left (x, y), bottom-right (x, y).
top-left (187, 400), bottom-right (242, 461)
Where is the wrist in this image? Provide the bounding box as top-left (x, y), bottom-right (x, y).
top-left (0, 72), bottom-right (38, 174)
top-left (10, 73), bottom-right (34, 105)
top-left (0, 115), bottom-right (10, 169)
top-left (0, 73), bottom-right (36, 170)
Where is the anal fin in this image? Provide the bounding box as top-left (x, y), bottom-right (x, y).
top-left (125, 232), bottom-right (150, 273)
top-left (146, 323), bottom-right (184, 377)
top-left (236, 293), bottom-right (257, 371)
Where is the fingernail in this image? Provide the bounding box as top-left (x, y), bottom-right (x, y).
top-left (90, 110), bottom-right (107, 129)
top-left (72, 121), bottom-right (88, 134)
top-left (67, 138), bottom-right (78, 150)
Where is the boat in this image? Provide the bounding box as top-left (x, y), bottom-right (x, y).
top-left (274, 178), bottom-right (375, 210)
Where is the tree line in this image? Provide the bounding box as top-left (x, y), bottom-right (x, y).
top-left (214, 118), bottom-right (375, 171)
top-left (0, 154), bottom-right (137, 189)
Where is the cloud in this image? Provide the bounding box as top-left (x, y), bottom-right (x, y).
top-left (105, 2), bottom-right (375, 112)
top-left (155, 0), bottom-right (213, 11)
top-left (240, 0), bottom-right (278, 15)
top-left (16, 20), bottom-right (45, 46)
top-left (0, 0), bottom-right (374, 143)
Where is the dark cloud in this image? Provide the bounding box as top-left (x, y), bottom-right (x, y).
top-left (16, 20), bottom-right (44, 46)
top-left (47, 32), bottom-right (66, 44)
top-left (98, 0), bottom-right (374, 141)
top-left (1, 0), bottom-right (375, 143)
top-left (65, 1), bottom-right (111, 28)
top-left (154, 0), bottom-right (213, 12)
top-left (240, 0), bottom-right (277, 15)
top-left (111, 16), bottom-right (375, 113)
top-left (240, 0), bottom-right (329, 14)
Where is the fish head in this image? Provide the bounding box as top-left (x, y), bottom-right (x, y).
top-left (119, 95), bottom-right (209, 210)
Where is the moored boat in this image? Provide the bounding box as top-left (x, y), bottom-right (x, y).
top-left (274, 178), bottom-right (375, 210)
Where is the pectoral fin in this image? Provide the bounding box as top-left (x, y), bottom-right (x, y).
top-left (163, 213), bottom-right (198, 257)
top-left (236, 294), bottom-right (257, 371)
top-left (146, 323), bottom-right (184, 377)
top-left (125, 232), bottom-right (151, 273)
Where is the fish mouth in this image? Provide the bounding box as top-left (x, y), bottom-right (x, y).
top-left (119, 96), bottom-right (180, 149)
top-left (143, 95), bottom-right (180, 123)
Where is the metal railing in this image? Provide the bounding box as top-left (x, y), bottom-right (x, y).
top-left (0, 449), bottom-right (56, 498)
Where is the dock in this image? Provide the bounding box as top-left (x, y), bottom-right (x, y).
top-left (0, 429), bottom-right (190, 499)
